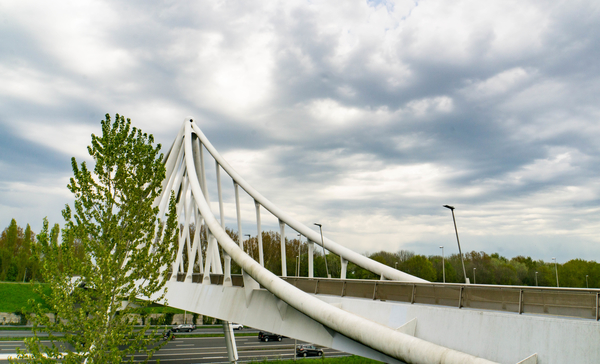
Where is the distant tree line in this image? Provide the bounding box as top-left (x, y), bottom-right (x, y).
top-left (0, 219), bottom-right (84, 283)
top-left (2, 219), bottom-right (598, 288)
top-left (0, 219), bottom-right (43, 282)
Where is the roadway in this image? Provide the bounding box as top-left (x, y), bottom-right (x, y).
top-left (0, 333), bottom-right (348, 363)
top-left (0, 326), bottom-right (254, 338)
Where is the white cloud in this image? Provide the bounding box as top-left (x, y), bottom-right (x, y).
top-left (393, 1), bottom-right (550, 62)
top-left (461, 68), bottom-right (532, 99)
top-left (12, 121), bottom-right (96, 160)
top-left (1, 0), bottom-right (600, 263)
top-left (6, 1), bottom-right (135, 77)
top-left (0, 65), bottom-right (87, 106)
top-left (306, 99), bottom-right (366, 125)
top-left (406, 96), bottom-right (453, 115)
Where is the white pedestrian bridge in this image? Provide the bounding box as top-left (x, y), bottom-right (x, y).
top-left (151, 118), bottom-right (600, 364)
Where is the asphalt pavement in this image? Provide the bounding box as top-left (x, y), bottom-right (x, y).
top-left (0, 332), bottom-right (348, 363)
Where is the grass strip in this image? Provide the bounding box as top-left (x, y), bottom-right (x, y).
top-left (0, 282), bottom-right (51, 312)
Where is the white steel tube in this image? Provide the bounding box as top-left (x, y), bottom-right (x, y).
top-left (255, 200), bottom-right (264, 267)
top-left (181, 120), bottom-right (497, 364)
top-left (216, 161), bottom-right (225, 228)
top-left (190, 123), bottom-right (425, 283)
top-left (158, 145), bottom-right (185, 219)
top-left (341, 257), bottom-right (348, 279)
top-left (157, 122), bottom-right (185, 206)
top-left (308, 241), bottom-right (314, 278)
top-left (234, 182), bottom-right (243, 250)
top-left (279, 219), bottom-right (287, 277)
top-left (199, 141), bottom-right (208, 199)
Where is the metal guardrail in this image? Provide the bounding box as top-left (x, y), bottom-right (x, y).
top-left (176, 273), bottom-right (600, 321)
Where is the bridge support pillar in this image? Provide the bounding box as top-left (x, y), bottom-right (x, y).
top-left (341, 257), bottom-right (348, 279)
top-left (223, 253), bottom-right (232, 287)
top-left (222, 321), bottom-right (238, 363)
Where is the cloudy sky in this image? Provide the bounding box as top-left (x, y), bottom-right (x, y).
top-left (2, 0), bottom-right (600, 263)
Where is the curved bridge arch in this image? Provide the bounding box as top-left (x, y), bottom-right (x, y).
top-left (152, 117), bottom-right (500, 364)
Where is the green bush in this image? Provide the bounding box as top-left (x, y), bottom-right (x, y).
top-left (164, 312), bottom-right (174, 325)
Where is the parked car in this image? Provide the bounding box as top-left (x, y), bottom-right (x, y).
top-left (172, 323), bottom-right (196, 332)
top-left (296, 344), bottom-right (323, 357)
top-left (258, 331), bottom-right (282, 342)
top-left (231, 323), bottom-right (243, 330)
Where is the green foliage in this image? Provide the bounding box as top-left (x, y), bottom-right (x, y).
top-left (17, 114), bottom-right (179, 364)
top-left (164, 312), bottom-right (175, 325)
top-left (203, 315), bottom-right (216, 324)
top-left (0, 220), bottom-right (41, 283)
top-left (404, 255), bottom-right (437, 281)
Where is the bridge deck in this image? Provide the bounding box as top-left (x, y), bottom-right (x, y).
top-left (176, 273), bottom-right (600, 321)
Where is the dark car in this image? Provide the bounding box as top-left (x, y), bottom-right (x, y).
top-left (296, 344), bottom-right (323, 357)
top-left (258, 331), bottom-right (282, 342)
top-left (172, 323), bottom-right (196, 332)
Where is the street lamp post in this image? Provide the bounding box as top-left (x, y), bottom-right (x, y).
top-left (552, 257), bottom-right (559, 288)
top-left (440, 246), bottom-right (445, 283)
top-left (244, 234), bottom-right (251, 254)
top-left (443, 205), bottom-right (468, 284)
top-left (314, 223), bottom-right (330, 278)
top-left (535, 271), bottom-right (538, 286)
top-left (473, 267), bottom-right (476, 284)
top-left (586, 274), bottom-right (589, 289)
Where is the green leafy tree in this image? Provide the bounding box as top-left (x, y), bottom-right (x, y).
top-left (0, 219), bottom-right (22, 281)
top-left (17, 114), bottom-right (178, 364)
top-left (404, 255), bottom-right (437, 281)
top-left (16, 224), bottom-right (34, 282)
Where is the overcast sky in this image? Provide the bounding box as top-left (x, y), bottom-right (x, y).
top-left (1, 0), bottom-right (600, 263)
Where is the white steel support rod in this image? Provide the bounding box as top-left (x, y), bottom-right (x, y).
top-left (297, 233), bottom-right (302, 277)
top-left (192, 137), bottom-right (203, 196)
top-left (202, 233), bottom-right (214, 283)
top-left (341, 257), bottom-right (348, 279)
top-left (171, 176), bottom-right (189, 281)
top-left (308, 241), bottom-right (314, 278)
top-left (182, 187), bottom-right (195, 276)
top-left (223, 253), bottom-right (232, 287)
top-left (199, 141), bottom-right (208, 199)
top-left (216, 161), bottom-right (225, 228)
top-left (181, 119), bottom-right (497, 364)
top-left (158, 147), bottom-right (185, 219)
top-left (211, 233), bottom-right (222, 274)
top-left (234, 182), bottom-right (243, 251)
top-left (279, 219), bottom-right (287, 277)
top-left (157, 122), bottom-right (185, 208)
top-left (190, 122), bottom-right (425, 283)
top-left (186, 205), bottom-right (203, 279)
top-left (255, 200), bottom-right (264, 267)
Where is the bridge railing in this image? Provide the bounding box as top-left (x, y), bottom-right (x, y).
top-left (176, 272), bottom-right (600, 321)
